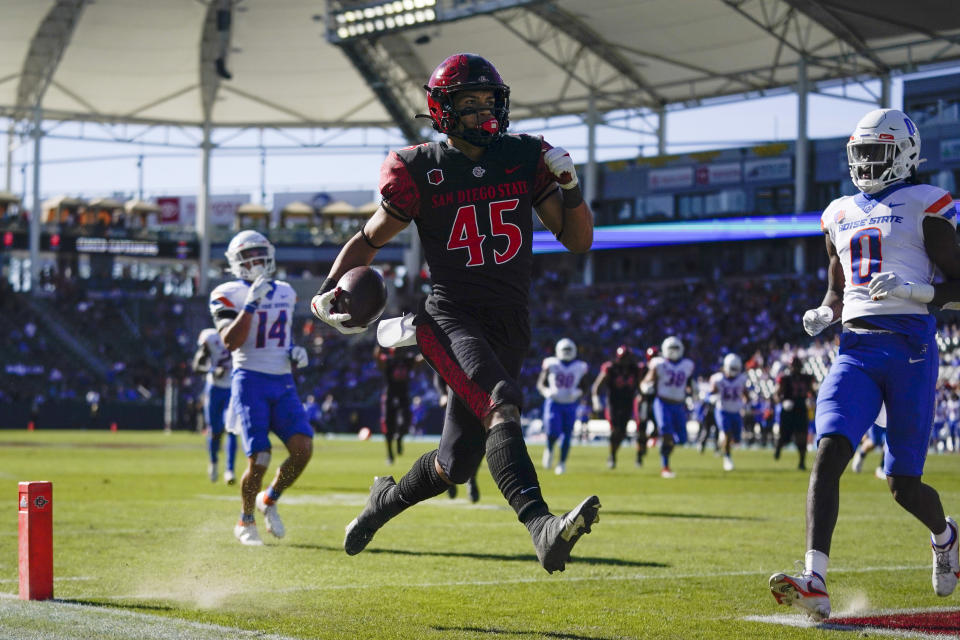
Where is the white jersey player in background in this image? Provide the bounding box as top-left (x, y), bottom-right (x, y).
top-left (708, 353), bottom-right (748, 472)
top-left (770, 109), bottom-right (960, 620)
top-left (641, 336), bottom-right (694, 478)
top-left (192, 327), bottom-right (236, 484)
top-left (537, 338), bottom-right (589, 475)
top-left (209, 230), bottom-right (313, 546)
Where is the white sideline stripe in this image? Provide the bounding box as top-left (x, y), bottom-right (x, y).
top-left (746, 607), bottom-right (960, 640)
top-left (74, 564), bottom-right (931, 600)
top-left (0, 576), bottom-right (94, 584)
top-left (0, 595), bottom-right (302, 640)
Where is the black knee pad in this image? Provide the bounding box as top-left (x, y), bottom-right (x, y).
top-left (490, 380), bottom-right (523, 412)
top-left (444, 448), bottom-right (485, 485)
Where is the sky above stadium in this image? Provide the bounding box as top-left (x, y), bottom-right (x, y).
top-left (1, 67), bottom-right (951, 204)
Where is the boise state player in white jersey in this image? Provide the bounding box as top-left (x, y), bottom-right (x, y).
top-left (641, 336), bottom-right (694, 478)
top-left (537, 338), bottom-right (589, 475)
top-left (709, 353), bottom-right (748, 472)
top-left (209, 230), bottom-right (312, 546)
top-left (192, 328), bottom-right (237, 485)
top-left (770, 109), bottom-right (960, 621)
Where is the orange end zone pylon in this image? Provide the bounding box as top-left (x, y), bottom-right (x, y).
top-left (18, 481), bottom-right (53, 600)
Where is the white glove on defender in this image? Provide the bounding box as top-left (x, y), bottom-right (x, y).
top-left (868, 271), bottom-right (934, 303)
top-left (243, 274), bottom-right (272, 311)
top-left (543, 146), bottom-right (579, 190)
top-left (288, 345), bottom-right (309, 369)
top-left (310, 288), bottom-right (366, 335)
top-left (802, 306), bottom-right (834, 337)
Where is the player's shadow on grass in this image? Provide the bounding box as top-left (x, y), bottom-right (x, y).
top-left (59, 598), bottom-right (175, 612)
top-left (287, 543), bottom-right (666, 568)
top-left (431, 625), bottom-right (616, 640)
top-left (602, 509), bottom-right (763, 521)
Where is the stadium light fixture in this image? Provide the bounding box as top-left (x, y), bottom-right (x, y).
top-left (329, 0), bottom-right (438, 42)
top-left (326, 0), bottom-right (541, 43)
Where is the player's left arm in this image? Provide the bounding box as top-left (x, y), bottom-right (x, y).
top-left (534, 143), bottom-right (593, 253)
top-left (924, 215), bottom-right (960, 307)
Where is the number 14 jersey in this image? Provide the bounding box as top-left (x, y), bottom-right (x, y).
top-left (820, 182), bottom-right (955, 324)
top-left (208, 279), bottom-right (297, 375)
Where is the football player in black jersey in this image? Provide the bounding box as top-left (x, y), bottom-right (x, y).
top-left (375, 346), bottom-right (423, 465)
top-left (312, 53), bottom-right (598, 573)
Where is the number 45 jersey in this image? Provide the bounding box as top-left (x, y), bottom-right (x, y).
top-left (379, 134), bottom-right (558, 307)
top-left (209, 279), bottom-right (297, 375)
top-left (821, 182), bottom-right (955, 323)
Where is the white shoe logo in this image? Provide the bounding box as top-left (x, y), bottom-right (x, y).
top-left (909, 357), bottom-right (924, 364)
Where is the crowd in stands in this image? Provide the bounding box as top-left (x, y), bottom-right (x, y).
top-left (4, 269), bottom-right (960, 438)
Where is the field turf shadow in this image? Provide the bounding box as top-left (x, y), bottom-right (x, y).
top-left (288, 543), bottom-right (666, 568)
top-left (431, 625), bottom-right (618, 639)
top-left (601, 509), bottom-right (763, 521)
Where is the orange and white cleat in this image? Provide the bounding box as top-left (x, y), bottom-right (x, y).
top-left (769, 570), bottom-right (830, 621)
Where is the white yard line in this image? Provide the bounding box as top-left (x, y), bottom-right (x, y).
top-left (0, 594), bottom-right (302, 640)
top-left (745, 607), bottom-right (960, 640)
top-left (65, 563), bottom-right (931, 600)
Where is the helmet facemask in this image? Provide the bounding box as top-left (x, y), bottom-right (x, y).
top-left (847, 139), bottom-right (916, 194)
top-left (226, 230), bottom-right (276, 281)
top-left (426, 86), bottom-right (510, 147)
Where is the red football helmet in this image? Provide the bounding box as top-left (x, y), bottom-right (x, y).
top-left (645, 346), bottom-right (659, 362)
top-left (615, 345), bottom-right (635, 363)
top-left (421, 53), bottom-right (510, 147)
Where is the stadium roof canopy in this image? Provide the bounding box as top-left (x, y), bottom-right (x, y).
top-left (2, 0), bottom-right (960, 139)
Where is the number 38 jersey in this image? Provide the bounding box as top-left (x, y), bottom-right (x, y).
top-left (208, 279), bottom-right (297, 376)
top-left (379, 134), bottom-right (558, 307)
top-left (649, 356), bottom-right (695, 403)
top-left (820, 182), bottom-right (955, 323)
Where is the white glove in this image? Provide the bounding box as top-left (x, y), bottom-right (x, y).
top-left (592, 395), bottom-right (602, 413)
top-left (543, 146), bottom-right (578, 190)
top-left (640, 380), bottom-right (655, 395)
top-left (540, 388), bottom-right (555, 400)
top-left (243, 274), bottom-right (272, 312)
top-left (310, 288), bottom-right (366, 335)
top-left (802, 306), bottom-right (834, 337)
top-left (288, 345), bottom-right (308, 369)
top-left (868, 271), bottom-right (934, 303)
top-left (782, 399), bottom-right (795, 411)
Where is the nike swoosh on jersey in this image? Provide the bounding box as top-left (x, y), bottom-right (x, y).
top-left (888, 202), bottom-right (906, 208)
top-left (909, 357), bottom-right (924, 363)
top-left (505, 165), bottom-right (522, 174)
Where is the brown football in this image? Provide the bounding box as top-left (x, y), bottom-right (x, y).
top-left (334, 266), bottom-right (388, 328)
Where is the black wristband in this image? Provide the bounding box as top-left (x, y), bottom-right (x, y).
top-left (562, 186), bottom-right (584, 209)
top-left (318, 277), bottom-right (337, 296)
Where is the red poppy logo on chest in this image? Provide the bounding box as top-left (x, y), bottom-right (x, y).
top-left (427, 169), bottom-right (444, 186)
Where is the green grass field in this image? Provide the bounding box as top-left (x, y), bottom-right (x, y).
top-left (1, 429), bottom-right (959, 639)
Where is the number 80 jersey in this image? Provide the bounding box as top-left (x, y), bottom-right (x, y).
top-left (209, 279), bottom-right (297, 375)
top-left (820, 183), bottom-right (955, 323)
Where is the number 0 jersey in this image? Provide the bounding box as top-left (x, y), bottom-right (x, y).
top-left (197, 327), bottom-right (233, 389)
top-left (379, 134), bottom-right (558, 307)
top-left (820, 182), bottom-right (955, 323)
top-left (208, 279), bottom-right (297, 375)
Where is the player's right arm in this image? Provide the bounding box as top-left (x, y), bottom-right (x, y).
top-left (803, 235), bottom-right (844, 336)
top-left (536, 360), bottom-right (552, 399)
top-left (590, 366), bottom-right (608, 412)
top-left (192, 342), bottom-right (211, 373)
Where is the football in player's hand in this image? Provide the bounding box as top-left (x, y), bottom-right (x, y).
top-left (335, 266), bottom-right (388, 328)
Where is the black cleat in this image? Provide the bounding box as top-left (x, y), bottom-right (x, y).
top-left (447, 483), bottom-right (457, 499)
top-left (466, 476), bottom-right (480, 503)
top-left (344, 476), bottom-right (396, 556)
top-left (532, 495), bottom-right (601, 574)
